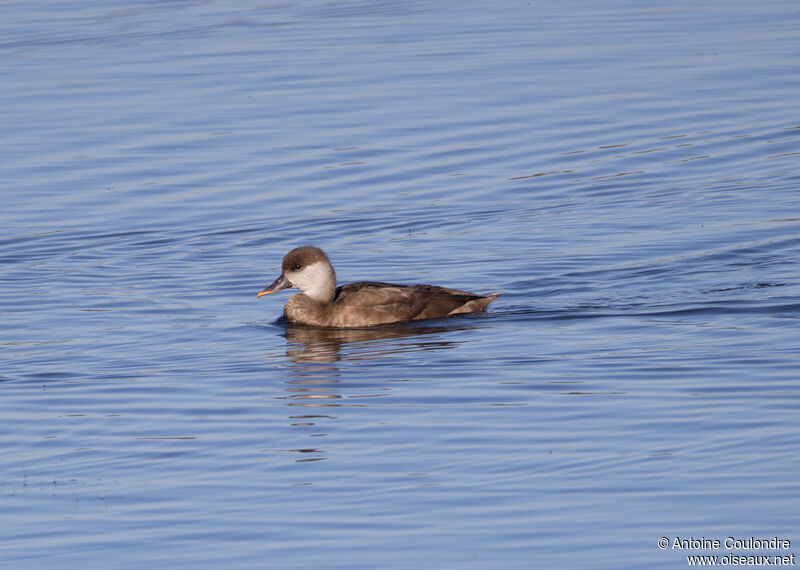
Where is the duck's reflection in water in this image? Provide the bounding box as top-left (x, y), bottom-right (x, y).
top-left (281, 319), bottom-right (478, 364)
top-left (268, 319), bottom-right (481, 464)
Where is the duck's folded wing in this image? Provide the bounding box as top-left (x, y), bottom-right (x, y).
top-left (409, 285), bottom-right (489, 319)
top-left (335, 282), bottom-right (486, 324)
top-left (334, 283), bottom-right (423, 323)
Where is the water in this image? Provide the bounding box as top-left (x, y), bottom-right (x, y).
top-left (2, 0), bottom-right (799, 568)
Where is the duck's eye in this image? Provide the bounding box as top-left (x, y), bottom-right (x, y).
top-left (293, 263), bottom-right (302, 270)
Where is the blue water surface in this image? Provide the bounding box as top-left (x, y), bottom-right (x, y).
top-left (2, 1), bottom-right (799, 568)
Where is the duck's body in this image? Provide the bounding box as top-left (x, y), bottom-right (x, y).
top-left (257, 246), bottom-right (501, 328)
top-left (284, 280), bottom-right (500, 328)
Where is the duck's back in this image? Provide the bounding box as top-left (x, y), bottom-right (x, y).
top-left (326, 282), bottom-right (499, 327)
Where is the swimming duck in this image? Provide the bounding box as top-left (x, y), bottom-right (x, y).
top-left (257, 246), bottom-right (501, 328)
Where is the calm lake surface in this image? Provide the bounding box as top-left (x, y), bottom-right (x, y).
top-left (2, 1), bottom-right (799, 568)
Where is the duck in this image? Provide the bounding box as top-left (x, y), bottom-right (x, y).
top-left (257, 245), bottom-right (501, 328)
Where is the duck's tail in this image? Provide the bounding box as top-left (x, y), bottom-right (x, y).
top-left (452, 291), bottom-right (502, 315)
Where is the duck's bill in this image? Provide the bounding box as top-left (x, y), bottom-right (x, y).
top-left (257, 274), bottom-right (291, 298)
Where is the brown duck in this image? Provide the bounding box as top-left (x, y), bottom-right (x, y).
top-left (257, 246), bottom-right (501, 328)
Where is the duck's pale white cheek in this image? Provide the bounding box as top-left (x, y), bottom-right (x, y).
top-left (290, 262), bottom-right (329, 293)
top-left (287, 270), bottom-right (311, 291)
top-left (284, 271), bottom-right (299, 288)
top-left (290, 262), bottom-right (336, 301)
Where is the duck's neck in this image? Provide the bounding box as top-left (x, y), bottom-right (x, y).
top-left (299, 262), bottom-right (337, 303)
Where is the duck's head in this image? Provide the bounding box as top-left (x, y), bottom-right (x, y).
top-left (257, 245), bottom-right (337, 302)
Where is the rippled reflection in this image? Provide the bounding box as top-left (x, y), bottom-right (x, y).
top-left (280, 319), bottom-right (478, 363)
top-left (263, 320), bottom-right (485, 464)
